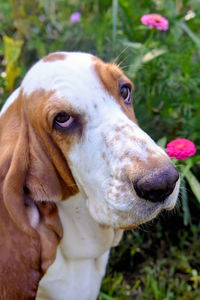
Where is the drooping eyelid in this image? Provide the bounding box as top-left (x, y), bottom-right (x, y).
top-left (118, 78), bottom-right (134, 92)
top-left (54, 118), bottom-right (77, 132)
top-left (50, 109), bottom-right (82, 125)
top-left (51, 110), bottom-right (84, 134)
top-left (52, 108), bottom-right (82, 119)
top-left (55, 115), bottom-right (74, 127)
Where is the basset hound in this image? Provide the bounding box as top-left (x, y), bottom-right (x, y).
top-left (0, 52), bottom-right (180, 300)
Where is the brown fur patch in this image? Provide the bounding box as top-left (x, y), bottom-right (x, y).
top-left (93, 57), bottom-right (137, 123)
top-left (22, 89), bottom-right (79, 200)
top-left (35, 201), bottom-right (63, 273)
top-left (43, 52), bottom-right (66, 62)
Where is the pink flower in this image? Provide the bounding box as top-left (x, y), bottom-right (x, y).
top-left (166, 138), bottom-right (196, 160)
top-left (141, 14), bottom-right (169, 31)
top-left (70, 12), bottom-right (81, 23)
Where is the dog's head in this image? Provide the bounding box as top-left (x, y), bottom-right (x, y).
top-left (1, 52), bottom-right (180, 232)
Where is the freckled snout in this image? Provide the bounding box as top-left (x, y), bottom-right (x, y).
top-left (134, 165), bottom-right (179, 203)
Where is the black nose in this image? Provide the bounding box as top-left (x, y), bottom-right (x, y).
top-left (134, 165), bottom-right (179, 202)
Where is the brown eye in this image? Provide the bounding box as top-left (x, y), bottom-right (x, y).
top-left (54, 112), bottom-right (74, 128)
top-left (120, 85), bottom-right (131, 104)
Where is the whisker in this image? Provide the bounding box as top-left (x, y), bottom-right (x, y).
top-left (112, 46), bottom-right (129, 65)
top-left (117, 53), bottom-right (131, 67)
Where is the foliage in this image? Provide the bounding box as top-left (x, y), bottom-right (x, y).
top-left (100, 214), bottom-right (200, 299)
top-left (3, 36), bottom-right (23, 91)
top-left (175, 155), bottom-right (200, 225)
top-left (0, 0), bottom-right (199, 298)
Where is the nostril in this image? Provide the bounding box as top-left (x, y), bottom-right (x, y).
top-left (134, 165), bottom-right (179, 203)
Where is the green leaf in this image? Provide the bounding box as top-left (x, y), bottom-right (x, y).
top-left (133, 280), bottom-right (140, 290)
top-left (189, 155), bottom-right (200, 164)
top-left (185, 170), bottom-right (200, 203)
top-left (128, 48), bottom-right (167, 76)
top-left (181, 159), bottom-right (193, 180)
top-left (3, 36), bottom-right (23, 66)
top-left (157, 136), bottom-right (167, 149)
top-left (3, 36), bottom-right (23, 91)
top-left (151, 278), bottom-right (159, 300)
top-left (128, 54), bottom-right (144, 76)
top-left (142, 49), bottom-right (168, 63)
top-left (99, 292), bottom-right (115, 300)
top-left (120, 40), bottom-right (142, 49)
top-left (178, 21), bottom-right (200, 48)
top-left (181, 178), bottom-right (191, 226)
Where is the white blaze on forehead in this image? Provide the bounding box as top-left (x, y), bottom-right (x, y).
top-left (21, 52), bottom-right (123, 117)
top-left (21, 52), bottom-right (103, 107)
top-left (1, 52), bottom-right (99, 116)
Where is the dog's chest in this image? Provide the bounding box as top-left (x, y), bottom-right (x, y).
top-left (36, 194), bottom-right (123, 300)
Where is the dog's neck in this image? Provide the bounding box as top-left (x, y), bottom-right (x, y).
top-left (57, 193), bottom-right (123, 258)
top-left (37, 193), bottom-right (123, 300)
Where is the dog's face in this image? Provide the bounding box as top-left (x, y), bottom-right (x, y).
top-left (21, 52), bottom-right (180, 229)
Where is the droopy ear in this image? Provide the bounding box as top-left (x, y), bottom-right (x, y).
top-left (1, 98), bottom-right (37, 237)
top-left (0, 95), bottom-right (62, 298)
top-left (25, 122), bottom-right (63, 202)
top-left (0, 98), bottom-right (41, 299)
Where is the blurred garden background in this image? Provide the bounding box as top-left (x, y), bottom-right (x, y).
top-left (0, 0), bottom-right (200, 299)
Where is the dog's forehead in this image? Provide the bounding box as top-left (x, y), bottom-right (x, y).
top-left (22, 52), bottom-right (96, 96)
top-left (21, 52), bottom-right (129, 110)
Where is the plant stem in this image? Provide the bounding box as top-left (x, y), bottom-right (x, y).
top-left (143, 28), bottom-right (156, 48)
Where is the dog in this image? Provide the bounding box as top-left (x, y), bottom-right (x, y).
top-left (0, 52), bottom-right (180, 300)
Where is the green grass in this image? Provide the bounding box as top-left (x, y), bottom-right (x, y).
top-left (100, 209), bottom-right (200, 299)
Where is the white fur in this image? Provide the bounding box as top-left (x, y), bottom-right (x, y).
top-left (1, 52), bottom-right (180, 300)
top-left (37, 194), bottom-right (122, 300)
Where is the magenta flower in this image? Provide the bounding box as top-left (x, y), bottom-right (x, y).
top-left (141, 14), bottom-right (169, 31)
top-left (166, 138), bottom-right (196, 160)
top-left (70, 12), bottom-right (81, 23)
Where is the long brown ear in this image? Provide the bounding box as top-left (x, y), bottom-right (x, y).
top-left (25, 122), bottom-right (63, 202)
top-left (0, 95), bottom-right (62, 298)
top-left (24, 126), bottom-right (64, 273)
top-left (0, 97), bottom-right (42, 299)
top-left (2, 110), bottom-right (38, 237)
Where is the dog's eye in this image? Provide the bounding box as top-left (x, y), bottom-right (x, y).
top-left (120, 85), bottom-right (131, 104)
top-left (54, 112), bottom-right (74, 128)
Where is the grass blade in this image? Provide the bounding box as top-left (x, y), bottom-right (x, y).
top-left (178, 21), bottom-right (200, 48)
top-left (185, 170), bottom-right (200, 203)
top-left (181, 178), bottom-right (191, 226)
top-left (112, 0), bottom-right (118, 44)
